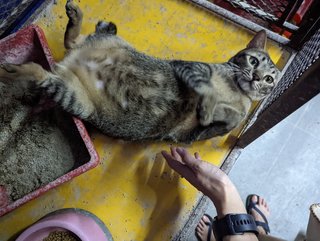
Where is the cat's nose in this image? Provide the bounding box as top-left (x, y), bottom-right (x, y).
top-left (252, 73), bottom-right (260, 81)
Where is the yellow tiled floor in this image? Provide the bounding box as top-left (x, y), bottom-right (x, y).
top-left (0, 1), bottom-right (284, 240)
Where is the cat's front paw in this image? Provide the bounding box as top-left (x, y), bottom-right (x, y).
top-left (198, 107), bottom-right (213, 126)
top-left (198, 96), bottom-right (216, 126)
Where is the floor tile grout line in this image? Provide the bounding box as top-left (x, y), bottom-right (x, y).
top-left (293, 125), bottom-right (320, 141)
top-left (259, 124), bottom-right (297, 191)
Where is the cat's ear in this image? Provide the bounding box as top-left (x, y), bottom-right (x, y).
top-left (247, 30), bottom-right (267, 50)
top-left (171, 61), bottom-right (213, 95)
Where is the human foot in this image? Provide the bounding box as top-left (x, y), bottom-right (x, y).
top-left (246, 195), bottom-right (270, 235)
top-left (196, 214), bottom-right (216, 241)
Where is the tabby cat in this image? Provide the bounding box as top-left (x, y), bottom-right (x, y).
top-left (0, 0), bottom-right (280, 143)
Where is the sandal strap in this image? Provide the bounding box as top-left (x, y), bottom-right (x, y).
top-left (255, 220), bottom-right (270, 234)
top-left (203, 214), bottom-right (213, 241)
top-left (246, 195), bottom-right (270, 234)
top-left (251, 203), bottom-right (269, 225)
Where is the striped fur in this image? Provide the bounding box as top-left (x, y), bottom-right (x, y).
top-left (0, 1), bottom-right (280, 143)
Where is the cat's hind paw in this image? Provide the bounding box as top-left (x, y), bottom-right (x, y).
top-left (0, 63), bottom-right (47, 82)
top-left (95, 21), bottom-right (117, 35)
top-left (0, 63), bottom-right (22, 80)
top-left (66, 0), bottom-right (83, 24)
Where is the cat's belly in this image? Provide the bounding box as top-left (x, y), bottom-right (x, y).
top-left (93, 97), bottom-right (199, 141)
top-left (58, 46), bottom-right (200, 142)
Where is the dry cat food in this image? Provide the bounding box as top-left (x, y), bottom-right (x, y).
top-left (43, 230), bottom-right (81, 241)
top-left (0, 78), bottom-right (89, 202)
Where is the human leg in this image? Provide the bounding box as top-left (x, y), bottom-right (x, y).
top-left (162, 147), bottom-right (258, 241)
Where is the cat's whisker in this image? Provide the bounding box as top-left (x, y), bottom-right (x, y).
top-left (228, 72), bottom-right (242, 77)
top-left (251, 81), bottom-right (260, 90)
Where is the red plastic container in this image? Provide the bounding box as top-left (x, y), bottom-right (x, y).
top-left (0, 25), bottom-right (99, 217)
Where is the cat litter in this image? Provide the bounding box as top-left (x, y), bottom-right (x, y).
top-left (0, 25), bottom-right (99, 217)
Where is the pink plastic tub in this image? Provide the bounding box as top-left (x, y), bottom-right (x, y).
top-left (0, 25), bottom-right (99, 217)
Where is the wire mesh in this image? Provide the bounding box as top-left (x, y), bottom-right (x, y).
top-left (202, 0), bottom-right (309, 40)
top-left (259, 27), bottom-right (320, 114)
top-left (223, 0), bottom-right (290, 21)
top-left (0, 0), bottom-right (35, 36)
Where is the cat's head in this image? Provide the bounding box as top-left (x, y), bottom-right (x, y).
top-left (229, 30), bottom-right (280, 100)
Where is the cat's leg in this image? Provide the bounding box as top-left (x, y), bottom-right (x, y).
top-left (172, 61), bottom-right (217, 125)
top-left (171, 61), bottom-right (213, 95)
top-left (197, 106), bottom-right (245, 140)
top-left (64, 0), bottom-right (86, 49)
top-left (0, 62), bottom-right (47, 81)
top-left (0, 63), bottom-right (96, 120)
top-left (198, 96), bottom-right (217, 126)
top-left (65, 0), bottom-right (117, 47)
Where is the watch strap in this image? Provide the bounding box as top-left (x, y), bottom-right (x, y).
top-left (213, 213), bottom-right (258, 241)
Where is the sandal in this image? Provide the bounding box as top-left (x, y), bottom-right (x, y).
top-left (246, 194), bottom-right (270, 234)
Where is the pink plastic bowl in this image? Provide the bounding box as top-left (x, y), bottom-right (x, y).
top-left (16, 209), bottom-right (113, 241)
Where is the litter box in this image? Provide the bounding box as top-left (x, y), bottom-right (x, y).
top-left (0, 25), bottom-right (99, 217)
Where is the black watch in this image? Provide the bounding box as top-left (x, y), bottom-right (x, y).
top-left (212, 213), bottom-right (258, 241)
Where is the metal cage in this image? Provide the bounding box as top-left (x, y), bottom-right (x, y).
top-left (187, 0), bottom-right (318, 48)
top-left (186, 0), bottom-right (320, 148)
top-left (238, 27), bottom-right (320, 147)
top-left (211, 0), bottom-right (301, 32)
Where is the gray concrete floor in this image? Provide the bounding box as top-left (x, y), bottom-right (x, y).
top-left (188, 93), bottom-right (320, 241)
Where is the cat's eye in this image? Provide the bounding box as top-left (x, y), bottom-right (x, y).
top-left (265, 76), bottom-right (273, 84)
top-left (249, 56), bottom-right (259, 68)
